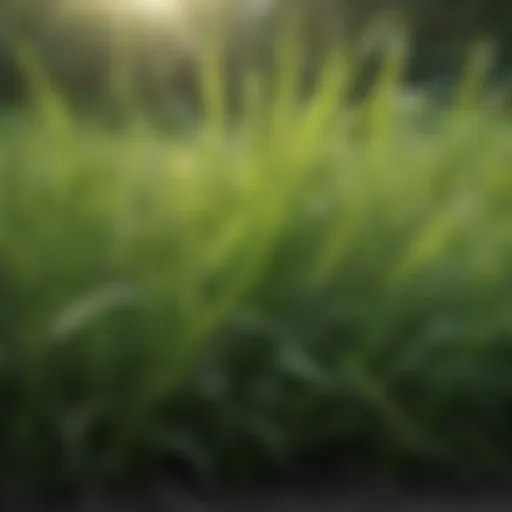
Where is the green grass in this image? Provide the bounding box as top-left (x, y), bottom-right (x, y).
top-left (1, 40), bottom-right (512, 490)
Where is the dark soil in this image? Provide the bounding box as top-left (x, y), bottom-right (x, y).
top-left (3, 466), bottom-right (512, 511)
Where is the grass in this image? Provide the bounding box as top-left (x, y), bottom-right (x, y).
top-left (1, 37), bottom-right (512, 491)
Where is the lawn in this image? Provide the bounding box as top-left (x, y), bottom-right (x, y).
top-left (1, 41), bottom-right (512, 492)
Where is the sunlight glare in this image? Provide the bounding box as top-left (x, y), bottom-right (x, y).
top-left (133, 0), bottom-right (180, 13)
top-left (124, 0), bottom-right (184, 20)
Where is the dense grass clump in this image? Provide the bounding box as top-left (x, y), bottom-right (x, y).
top-left (1, 40), bottom-right (512, 490)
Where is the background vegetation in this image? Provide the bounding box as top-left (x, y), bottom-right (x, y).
top-left (1, 0), bottom-right (512, 103)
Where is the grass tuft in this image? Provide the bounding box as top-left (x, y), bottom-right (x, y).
top-left (1, 39), bottom-right (512, 489)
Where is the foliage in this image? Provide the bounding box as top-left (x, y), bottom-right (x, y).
top-left (1, 39), bottom-right (512, 490)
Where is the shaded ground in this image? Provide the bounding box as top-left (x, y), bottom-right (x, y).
top-left (3, 468), bottom-right (512, 511)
